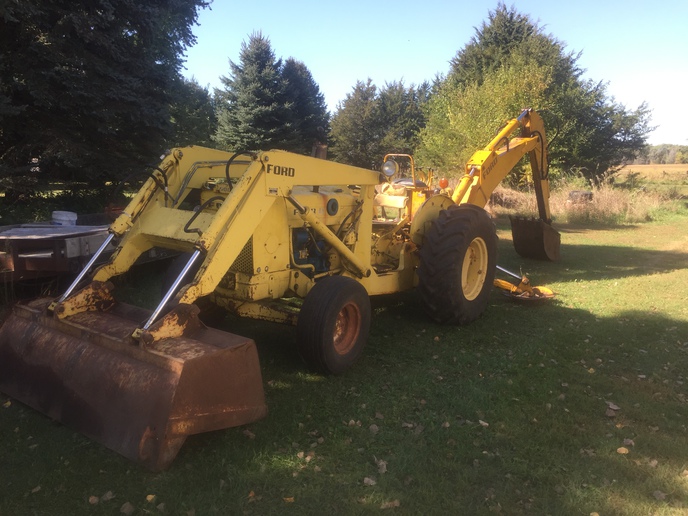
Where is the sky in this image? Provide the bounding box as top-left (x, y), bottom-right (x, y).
top-left (182, 0), bottom-right (688, 146)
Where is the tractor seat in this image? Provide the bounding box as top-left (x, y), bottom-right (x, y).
top-left (393, 177), bottom-right (427, 188)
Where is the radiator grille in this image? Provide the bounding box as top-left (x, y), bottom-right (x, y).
top-left (230, 236), bottom-right (253, 274)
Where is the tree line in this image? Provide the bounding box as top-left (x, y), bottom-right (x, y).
top-left (634, 145), bottom-right (688, 165)
top-left (1, 2), bottom-right (655, 222)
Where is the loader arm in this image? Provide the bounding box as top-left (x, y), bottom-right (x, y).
top-left (95, 149), bottom-right (378, 307)
top-left (451, 109), bottom-right (551, 221)
top-left (178, 150), bottom-right (380, 304)
top-left (57, 147), bottom-right (382, 323)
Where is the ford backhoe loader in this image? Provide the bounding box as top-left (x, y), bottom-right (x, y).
top-left (0, 108), bottom-right (559, 470)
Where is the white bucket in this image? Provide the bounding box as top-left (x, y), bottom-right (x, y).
top-left (52, 211), bottom-right (78, 226)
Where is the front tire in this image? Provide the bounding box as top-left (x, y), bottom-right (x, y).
top-left (417, 204), bottom-right (497, 324)
top-left (297, 276), bottom-right (371, 375)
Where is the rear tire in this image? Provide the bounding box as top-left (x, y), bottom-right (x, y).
top-left (417, 204), bottom-right (497, 324)
top-left (297, 276), bottom-right (371, 375)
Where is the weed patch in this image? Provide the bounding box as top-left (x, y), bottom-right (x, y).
top-left (492, 170), bottom-right (686, 226)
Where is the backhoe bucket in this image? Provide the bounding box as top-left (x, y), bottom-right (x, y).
top-left (510, 216), bottom-right (561, 262)
top-left (0, 298), bottom-right (267, 471)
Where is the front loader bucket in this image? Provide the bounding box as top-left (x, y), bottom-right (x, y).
top-left (0, 298), bottom-right (267, 471)
top-left (510, 216), bottom-right (561, 262)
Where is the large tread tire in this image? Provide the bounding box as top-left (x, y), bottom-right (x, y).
top-left (297, 276), bottom-right (371, 375)
top-left (417, 204), bottom-right (498, 325)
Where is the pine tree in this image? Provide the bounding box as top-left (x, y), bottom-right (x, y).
top-left (282, 58), bottom-right (330, 155)
top-left (213, 34), bottom-right (329, 155)
top-left (0, 0), bottom-right (209, 201)
top-left (450, 3), bottom-right (538, 87)
top-left (378, 81), bottom-right (429, 154)
top-left (330, 80), bottom-right (429, 168)
top-left (168, 77), bottom-right (217, 148)
top-left (214, 32), bottom-right (293, 152)
top-left (330, 80), bottom-right (381, 168)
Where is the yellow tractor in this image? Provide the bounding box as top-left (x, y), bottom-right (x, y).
top-left (0, 108), bottom-right (559, 470)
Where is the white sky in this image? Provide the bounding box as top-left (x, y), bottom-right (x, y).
top-left (182, 0), bottom-right (688, 145)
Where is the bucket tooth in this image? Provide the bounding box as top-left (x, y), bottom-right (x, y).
top-left (0, 298), bottom-right (267, 471)
top-left (510, 216), bottom-right (561, 262)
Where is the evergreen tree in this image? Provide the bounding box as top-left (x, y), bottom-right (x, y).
top-left (168, 77), bottom-right (217, 148)
top-left (282, 58), bottom-right (330, 155)
top-left (378, 81), bottom-right (429, 154)
top-left (0, 0), bottom-right (209, 202)
top-left (214, 32), bottom-right (293, 152)
top-left (329, 80), bottom-right (381, 168)
top-left (330, 80), bottom-right (428, 168)
top-left (450, 3), bottom-right (538, 87)
top-left (213, 34), bottom-right (329, 155)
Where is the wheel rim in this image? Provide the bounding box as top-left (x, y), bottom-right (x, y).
top-left (333, 302), bottom-right (361, 356)
top-left (461, 236), bottom-right (489, 301)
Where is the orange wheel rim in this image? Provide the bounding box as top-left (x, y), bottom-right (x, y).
top-left (333, 302), bottom-right (360, 355)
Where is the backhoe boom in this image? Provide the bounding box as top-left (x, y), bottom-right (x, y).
top-left (452, 109), bottom-right (550, 218)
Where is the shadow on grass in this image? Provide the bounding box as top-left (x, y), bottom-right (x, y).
top-left (493, 214), bottom-right (642, 233)
top-left (493, 218), bottom-right (688, 284)
top-left (556, 243), bottom-right (687, 282)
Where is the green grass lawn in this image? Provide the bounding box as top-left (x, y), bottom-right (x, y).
top-left (1, 211), bottom-right (687, 515)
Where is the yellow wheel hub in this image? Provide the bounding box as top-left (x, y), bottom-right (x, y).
top-left (461, 237), bottom-right (488, 301)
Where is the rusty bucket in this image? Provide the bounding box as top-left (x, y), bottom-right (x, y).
top-left (510, 216), bottom-right (561, 262)
top-left (0, 298), bottom-right (267, 471)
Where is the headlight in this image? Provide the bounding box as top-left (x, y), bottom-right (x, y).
top-left (382, 160), bottom-right (399, 178)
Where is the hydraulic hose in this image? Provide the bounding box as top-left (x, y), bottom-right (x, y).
top-left (183, 195), bottom-right (225, 236)
top-left (225, 151), bottom-right (255, 191)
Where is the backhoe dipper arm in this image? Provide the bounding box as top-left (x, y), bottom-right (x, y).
top-left (451, 109), bottom-right (552, 223)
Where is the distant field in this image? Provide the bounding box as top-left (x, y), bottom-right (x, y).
top-left (618, 163), bottom-right (687, 177)
top-left (614, 163), bottom-right (688, 197)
